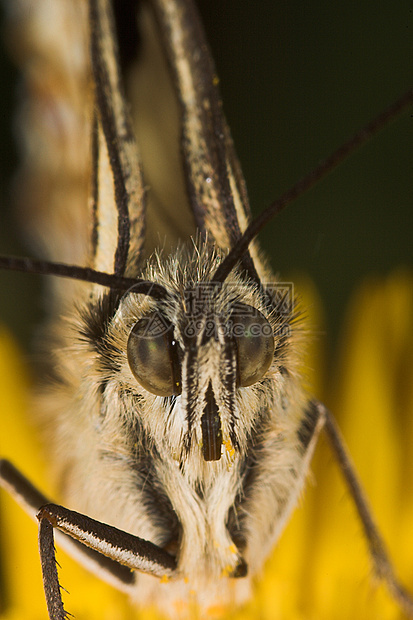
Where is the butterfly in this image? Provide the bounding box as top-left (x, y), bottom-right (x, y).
top-left (0, 1), bottom-right (412, 619)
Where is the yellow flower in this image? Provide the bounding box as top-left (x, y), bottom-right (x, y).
top-left (0, 271), bottom-right (412, 619)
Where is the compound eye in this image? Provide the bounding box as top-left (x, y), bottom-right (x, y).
top-left (127, 313), bottom-right (182, 396)
top-left (231, 304), bottom-right (275, 387)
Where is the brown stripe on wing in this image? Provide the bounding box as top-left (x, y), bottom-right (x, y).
top-left (151, 0), bottom-right (260, 281)
top-left (89, 0), bottom-right (146, 276)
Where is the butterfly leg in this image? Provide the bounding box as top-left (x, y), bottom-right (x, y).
top-left (314, 401), bottom-right (413, 618)
top-left (1, 459), bottom-right (177, 619)
top-left (0, 458), bottom-right (49, 519)
top-left (37, 503), bottom-right (177, 620)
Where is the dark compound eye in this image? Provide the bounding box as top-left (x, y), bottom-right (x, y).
top-left (231, 304), bottom-right (275, 387)
top-left (127, 312), bottom-right (182, 396)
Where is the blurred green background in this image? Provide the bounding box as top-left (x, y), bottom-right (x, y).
top-left (0, 0), bottom-right (412, 355)
top-left (197, 0), bottom-right (412, 347)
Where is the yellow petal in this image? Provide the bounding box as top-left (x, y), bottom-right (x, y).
top-left (310, 270), bottom-right (413, 619)
top-left (0, 328), bottom-right (48, 617)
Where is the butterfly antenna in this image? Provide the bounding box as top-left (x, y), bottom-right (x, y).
top-left (213, 87), bottom-right (413, 283)
top-left (0, 255), bottom-right (167, 299)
